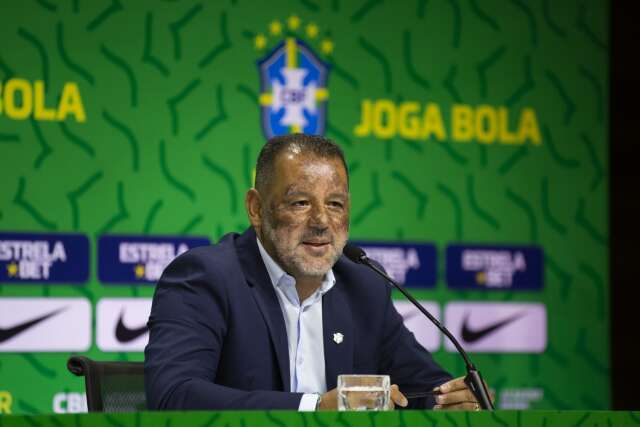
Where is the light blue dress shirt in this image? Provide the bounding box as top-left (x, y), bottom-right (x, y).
top-left (256, 237), bottom-right (336, 411)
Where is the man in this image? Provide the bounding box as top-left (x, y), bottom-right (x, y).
top-left (145, 134), bottom-right (482, 410)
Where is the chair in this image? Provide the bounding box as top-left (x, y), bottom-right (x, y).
top-left (67, 356), bottom-right (146, 412)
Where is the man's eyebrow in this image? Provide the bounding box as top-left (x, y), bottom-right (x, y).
top-left (327, 192), bottom-right (348, 200)
top-left (284, 186), bottom-right (309, 197)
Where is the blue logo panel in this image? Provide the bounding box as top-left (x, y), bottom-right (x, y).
top-left (0, 232), bottom-right (89, 284)
top-left (353, 241), bottom-right (437, 288)
top-left (446, 244), bottom-right (544, 290)
top-left (98, 235), bottom-right (211, 285)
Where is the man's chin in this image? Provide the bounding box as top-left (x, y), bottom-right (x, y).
top-left (291, 257), bottom-right (335, 278)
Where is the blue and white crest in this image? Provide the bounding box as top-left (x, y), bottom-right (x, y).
top-left (258, 38), bottom-right (330, 138)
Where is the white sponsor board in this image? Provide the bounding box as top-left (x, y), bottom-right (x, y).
top-left (393, 300), bottom-right (441, 351)
top-left (444, 302), bottom-right (546, 353)
top-left (0, 298), bottom-right (91, 352)
top-left (97, 298), bottom-right (152, 352)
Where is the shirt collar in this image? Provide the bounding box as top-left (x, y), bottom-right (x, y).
top-left (256, 236), bottom-right (336, 295)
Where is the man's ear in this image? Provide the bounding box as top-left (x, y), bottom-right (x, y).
top-left (245, 188), bottom-right (263, 229)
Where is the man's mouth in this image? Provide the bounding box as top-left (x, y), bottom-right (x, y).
top-left (302, 241), bottom-right (330, 247)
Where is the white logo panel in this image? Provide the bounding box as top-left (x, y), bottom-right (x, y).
top-left (393, 300), bottom-right (441, 351)
top-left (0, 298), bottom-right (91, 352)
top-left (52, 392), bottom-right (88, 413)
top-left (96, 298), bottom-right (152, 352)
top-left (444, 302), bottom-right (546, 353)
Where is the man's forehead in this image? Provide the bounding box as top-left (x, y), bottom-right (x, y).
top-left (274, 152), bottom-right (346, 177)
top-left (283, 182), bottom-right (348, 196)
top-left (266, 154), bottom-right (346, 194)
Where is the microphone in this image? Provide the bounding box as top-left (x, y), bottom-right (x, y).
top-left (343, 243), bottom-right (495, 410)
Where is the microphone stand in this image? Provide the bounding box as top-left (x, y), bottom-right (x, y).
top-left (359, 255), bottom-right (494, 410)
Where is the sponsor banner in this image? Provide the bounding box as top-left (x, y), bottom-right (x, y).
top-left (393, 300), bottom-right (441, 351)
top-left (444, 302), bottom-right (547, 353)
top-left (96, 298), bottom-right (152, 352)
top-left (98, 235), bottom-right (210, 284)
top-left (0, 232), bottom-right (89, 284)
top-left (355, 241), bottom-right (437, 287)
top-left (0, 298), bottom-right (91, 352)
top-left (498, 387), bottom-right (544, 409)
top-left (446, 245), bottom-right (543, 290)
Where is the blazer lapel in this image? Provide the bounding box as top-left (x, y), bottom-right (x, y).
top-left (322, 279), bottom-right (355, 390)
top-left (235, 228), bottom-right (291, 391)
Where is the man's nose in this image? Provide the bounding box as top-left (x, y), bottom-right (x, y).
top-left (309, 204), bottom-right (329, 227)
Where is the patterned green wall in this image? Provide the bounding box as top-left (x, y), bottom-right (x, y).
top-left (0, 0), bottom-right (608, 414)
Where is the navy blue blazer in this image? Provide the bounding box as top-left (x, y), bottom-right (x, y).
top-left (144, 227), bottom-right (452, 410)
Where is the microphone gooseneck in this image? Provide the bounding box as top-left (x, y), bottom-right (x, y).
top-left (343, 243), bottom-right (495, 410)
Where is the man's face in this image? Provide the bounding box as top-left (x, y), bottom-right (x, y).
top-left (257, 151), bottom-right (350, 278)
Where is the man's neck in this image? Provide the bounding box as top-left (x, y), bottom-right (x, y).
top-left (294, 275), bottom-right (323, 302)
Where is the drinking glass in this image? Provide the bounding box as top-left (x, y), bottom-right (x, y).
top-left (337, 374), bottom-right (390, 411)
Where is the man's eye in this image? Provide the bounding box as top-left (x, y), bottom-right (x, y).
top-left (328, 201), bottom-right (344, 209)
top-left (291, 200), bottom-right (309, 207)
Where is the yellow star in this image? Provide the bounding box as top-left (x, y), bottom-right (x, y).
top-left (134, 264), bottom-right (145, 279)
top-left (288, 15), bottom-right (301, 30)
top-left (320, 38), bottom-right (334, 54)
top-left (475, 271), bottom-right (486, 285)
top-left (7, 262), bottom-right (18, 277)
top-left (269, 20), bottom-right (282, 36)
top-left (306, 23), bottom-right (319, 38)
top-left (254, 33), bottom-right (267, 50)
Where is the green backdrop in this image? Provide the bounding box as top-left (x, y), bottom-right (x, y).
top-left (0, 0), bottom-right (608, 414)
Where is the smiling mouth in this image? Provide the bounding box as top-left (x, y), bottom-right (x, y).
top-left (302, 241), bottom-right (330, 247)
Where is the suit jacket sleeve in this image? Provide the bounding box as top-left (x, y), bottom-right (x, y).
top-left (378, 284), bottom-right (453, 408)
top-left (144, 248), bottom-right (303, 410)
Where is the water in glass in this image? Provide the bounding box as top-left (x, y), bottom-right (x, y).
top-left (337, 375), bottom-right (390, 411)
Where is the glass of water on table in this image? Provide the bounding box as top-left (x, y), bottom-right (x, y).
top-left (337, 375), bottom-right (390, 411)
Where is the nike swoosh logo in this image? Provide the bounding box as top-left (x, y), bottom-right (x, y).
top-left (461, 311), bottom-right (526, 343)
top-left (115, 310), bottom-right (149, 343)
top-left (0, 307), bottom-right (66, 343)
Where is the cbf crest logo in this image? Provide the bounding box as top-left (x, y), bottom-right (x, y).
top-left (255, 16), bottom-right (332, 137)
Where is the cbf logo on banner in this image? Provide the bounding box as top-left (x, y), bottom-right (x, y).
top-left (0, 232), bottom-right (89, 284)
top-left (255, 16), bottom-right (331, 137)
top-left (98, 235), bottom-right (210, 284)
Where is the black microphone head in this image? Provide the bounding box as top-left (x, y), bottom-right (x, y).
top-left (343, 243), bottom-right (367, 263)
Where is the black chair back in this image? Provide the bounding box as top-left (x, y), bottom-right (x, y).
top-left (67, 356), bottom-right (146, 412)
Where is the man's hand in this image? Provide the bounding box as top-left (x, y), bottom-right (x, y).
top-left (317, 388), bottom-right (337, 410)
top-left (317, 384), bottom-right (408, 410)
top-left (388, 384), bottom-right (409, 409)
top-left (432, 376), bottom-right (490, 410)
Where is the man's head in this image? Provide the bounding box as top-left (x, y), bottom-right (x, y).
top-left (246, 134), bottom-right (350, 280)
